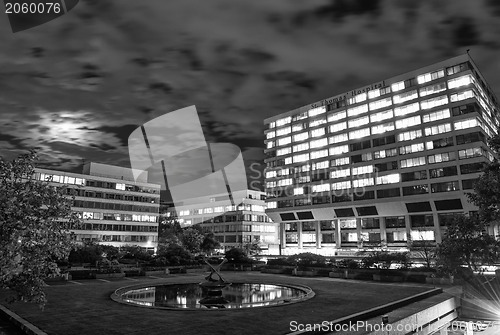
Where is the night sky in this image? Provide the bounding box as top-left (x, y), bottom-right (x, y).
top-left (1, 0), bottom-right (500, 193)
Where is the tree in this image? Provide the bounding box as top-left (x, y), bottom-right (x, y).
top-left (200, 232), bottom-right (220, 254)
top-left (436, 215), bottom-right (500, 274)
top-left (409, 238), bottom-right (437, 268)
top-left (180, 228), bottom-right (204, 254)
top-left (0, 151), bottom-right (81, 306)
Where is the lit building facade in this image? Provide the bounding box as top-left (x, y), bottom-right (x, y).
top-left (263, 54), bottom-right (500, 256)
top-left (166, 189), bottom-right (280, 254)
top-left (35, 162), bottom-right (161, 253)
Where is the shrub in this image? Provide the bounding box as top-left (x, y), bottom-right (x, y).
top-left (336, 259), bottom-right (360, 269)
top-left (267, 258), bottom-right (292, 266)
top-left (225, 248), bottom-right (253, 264)
top-left (286, 253), bottom-right (327, 270)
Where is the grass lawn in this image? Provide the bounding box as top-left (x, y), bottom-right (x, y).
top-left (0, 272), bottom-right (433, 335)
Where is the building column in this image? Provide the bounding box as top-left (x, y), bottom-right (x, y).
top-left (316, 221), bottom-right (321, 249)
top-left (297, 221), bottom-right (303, 250)
top-left (281, 222), bottom-right (286, 249)
top-left (433, 212), bottom-right (442, 244)
top-left (405, 214), bottom-right (412, 249)
top-left (356, 218), bottom-right (362, 250)
top-left (335, 219), bottom-right (341, 248)
top-left (379, 217), bottom-right (387, 250)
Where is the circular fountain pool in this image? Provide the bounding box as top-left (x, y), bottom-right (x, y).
top-left (112, 282), bottom-right (314, 310)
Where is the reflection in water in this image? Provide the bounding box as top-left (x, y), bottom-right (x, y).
top-left (120, 283), bottom-right (307, 309)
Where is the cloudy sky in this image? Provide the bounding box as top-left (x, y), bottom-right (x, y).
top-left (1, 0), bottom-right (500, 193)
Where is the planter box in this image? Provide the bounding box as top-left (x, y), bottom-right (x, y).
top-left (373, 274), bottom-right (404, 282)
top-left (295, 270), bottom-right (317, 277)
top-left (329, 271), bottom-right (344, 278)
top-left (262, 268), bottom-right (288, 274)
top-left (96, 272), bottom-right (125, 279)
top-left (144, 270), bottom-right (164, 276)
top-left (45, 274), bottom-right (72, 282)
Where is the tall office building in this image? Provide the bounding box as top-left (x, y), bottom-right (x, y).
top-left (166, 189), bottom-right (280, 254)
top-left (35, 162), bottom-right (161, 253)
top-left (263, 54), bottom-right (500, 256)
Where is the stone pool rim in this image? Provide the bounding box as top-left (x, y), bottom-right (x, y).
top-left (111, 281), bottom-right (315, 311)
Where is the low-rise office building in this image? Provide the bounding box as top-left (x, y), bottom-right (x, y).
top-left (166, 189), bottom-right (280, 254)
top-left (35, 162), bottom-right (161, 253)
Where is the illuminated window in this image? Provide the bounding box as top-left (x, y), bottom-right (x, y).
top-left (308, 106), bottom-right (326, 117)
top-left (276, 147), bottom-right (291, 156)
top-left (410, 230), bottom-right (435, 241)
top-left (422, 109), bottom-right (450, 123)
top-left (293, 142), bottom-right (309, 152)
top-left (292, 123), bottom-right (305, 132)
top-left (276, 127), bottom-right (291, 136)
top-left (277, 168), bottom-right (291, 176)
top-left (331, 157), bottom-right (350, 166)
top-left (348, 92), bottom-right (367, 104)
top-left (329, 145), bottom-right (349, 156)
top-left (454, 117), bottom-right (480, 130)
top-left (398, 129), bottom-right (422, 142)
top-left (419, 82), bottom-right (446, 97)
top-left (310, 117), bottom-right (327, 128)
top-left (308, 128), bottom-right (325, 139)
top-left (352, 165), bottom-right (373, 175)
top-left (276, 116), bottom-right (292, 127)
top-left (370, 109), bottom-right (393, 123)
top-left (394, 102), bottom-right (420, 117)
top-left (327, 110), bottom-right (347, 122)
top-left (332, 180), bottom-right (351, 190)
top-left (312, 183), bottom-right (330, 192)
top-left (269, 121), bottom-right (276, 129)
top-left (312, 160), bottom-right (329, 170)
top-left (376, 173), bottom-right (400, 185)
top-left (427, 152), bottom-right (455, 164)
top-left (448, 74), bottom-right (473, 89)
top-left (329, 133), bottom-right (348, 144)
top-left (277, 178), bottom-right (293, 187)
top-left (347, 104), bottom-right (369, 117)
top-left (266, 141), bottom-right (274, 149)
top-left (417, 69), bottom-right (445, 84)
top-left (349, 127), bottom-right (370, 139)
top-left (266, 131), bottom-right (276, 139)
top-left (293, 112), bottom-right (308, 121)
top-left (450, 90), bottom-right (474, 103)
top-left (293, 153), bottom-right (310, 163)
top-left (399, 143), bottom-right (424, 155)
top-left (458, 147), bottom-right (485, 160)
top-left (294, 187), bottom-right (304, 195)
top-left (310, 138), bottom-right (328, 149)
top-left (266, 171), bottom-right (277, 178)
top-left (420, 95), bottom-right (449, 110)
top-left (371, 122), bottom-right (395, 135)
top-left (369, 97), bottom-right (392, 111)
top-left (348, 116), bottom-right (369, 128)
top-left (284, 157), bottom-right (293, 164)
top-left (277, 136), bottom-right (291, 146)
top-left (400, 156), bottom-right (426, 168)
top-left (431, 181), bottom-right (460, 193)
top-left (395, 115), bottom-right (421, 129)
top-left (267, 201), bottom-right (277, 209)
top-left (393, 89), bottom-right (418, 104)
top-left (424, 123), bottom-right (451, 136)
top-left (391, 81), bottom-right (405, 92)
top-left (293, 132), bottom-right (309, 142)
top-left (329, 122), bottom-right (347, 133)
top-left (353, 178), bottom-right (374, 187)
top-left (311, 149), bottom-right (328, 159)
top-left (330, 168), bottom-right (350, 179)
top-left (373, 148), bottom-right (397, 159)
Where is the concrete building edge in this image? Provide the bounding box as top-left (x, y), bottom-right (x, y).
top-left (0, 302), bottom-right (48, 335)
top-left (285, 287), bottom-right (443, 335)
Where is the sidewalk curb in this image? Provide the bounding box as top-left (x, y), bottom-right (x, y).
top-left (0, 302), bottom-right (48, 335)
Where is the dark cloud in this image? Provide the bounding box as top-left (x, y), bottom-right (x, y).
top-left (90, 125), bottom-right (139, 147)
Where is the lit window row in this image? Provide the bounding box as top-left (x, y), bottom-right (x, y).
top-left (353, 178), bottom-right (374, 187)
top-left (420, 95), bottom-right (449, 110)
top-left (277, 178), bottom-right (293, 187)
top-left (394, 102), bottom-right (420, 117)
top-left (424, 123), bottom-right (451, 136)
top-left (448, 74), bottom-right (473, 90)
top-left (277, 136), bottom-right (291, 146)
top-left (348, 115), bottom-right (369, 128)
top-left (395, 115), bottom-right (421, 129)
top-left (398, 129), bottom-right (423, 142)
top-left (400, 156), bottom-right (426, 168)
top-left (370, 109), bottom-right (394, 123)
top-left (312, 183), bottom-right (330, 192)
top-left (422, 108), bottom-right (450, 123)
top-left (419, 82), bottom-right (446, 97)
top-left (376, 173), bottom-right (400, 185)
top-left (347, 103), bottom-right (369, 117)
top-left (352, 165), bottom-right (373, 175)
top-left (331, 168), bottom-right (350, 179)
top-left (310, 117), bottom-right (327, 127)
top-left (372, 122), bottom-right (395, 135)
top-left (312, 160), bottom-right (329, 170)
top-left (417, 69), bottom-right (445, 84)
top-left (329, 133), bottom-right (348, 144)
top-left (374, 148), bottom-right (397, 159)
top-left (38, 173), bottom-right (86, 185)
top-left (311, 149), bottom-right (328, 159)
top-left (450, 89), bottom-right (474, 103)
top-left (349, 127), bottom-right (370, 139)
top-left (393, 89), bottom-right (418, 104)
top-left (327, 110), bottom-right (347, 122)
top-left (399, 142), bottom-right (424, 155)
top-left (310, 138), bottom-right (328, 149)
top-left (369, 97), bottom-right (392, 111)
top-left (428, 152), bottom-right (455, 164)
top-left (454, 117), bottom-right (480, 130)
top-left (276, 147), bottom-right (291, 156)
top-left (293, 142), bottom-right (309, 152)
top-left (308, 106), bottom-right (326, 117)
top-left (311, 127), bottom-right (325, 138)
top-left (348, 92), bottom-right (368, 105)
top-left (458, 147), bottom-right (485, 160)
top-left (332, 180), bottom-right (351, 190)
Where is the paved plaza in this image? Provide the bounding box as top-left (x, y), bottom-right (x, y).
top-left (0, 272), bottom-right (438, 335)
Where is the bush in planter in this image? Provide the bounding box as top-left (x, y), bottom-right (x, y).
top-left (266, 258), bottom-right (292, 267)
top-left (286, 253), bottom-right (327, 270)
top-left (225, 248), bottom-right (253, 264)
top-left (336, 259), bottom-right (360, 269)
